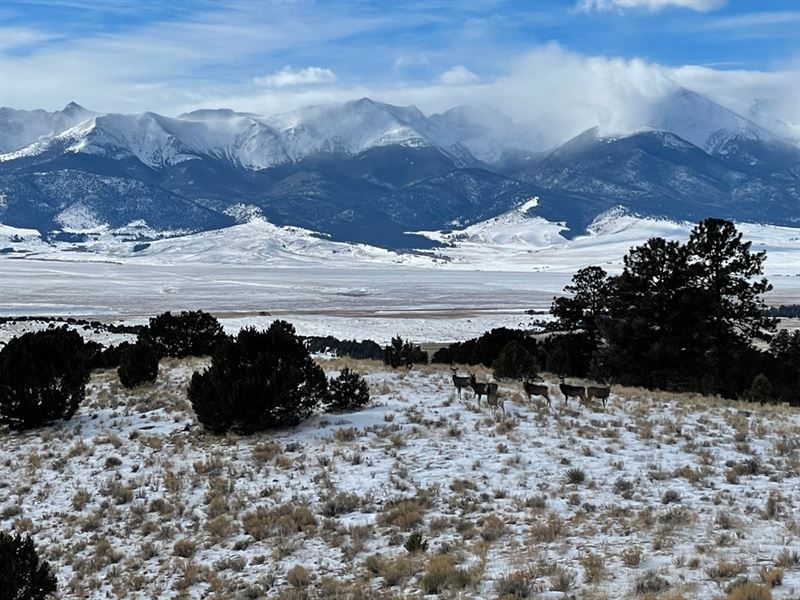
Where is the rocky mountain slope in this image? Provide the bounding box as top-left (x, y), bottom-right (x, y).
top-left (0, 90), bottom-right (797, 249)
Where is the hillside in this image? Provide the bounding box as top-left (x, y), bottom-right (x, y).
top-left (1, 353), bottom-right (798, 598)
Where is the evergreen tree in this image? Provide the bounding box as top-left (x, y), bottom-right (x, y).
top-left (432, 328), bottom-right (538, 367)
top-left (0, 531), bottom-right (57, 599)
top-left (767, 330), bottom-right (800, 404)
top-left (117, 342), bottom-right (159, 388)
top-left (600, 237), bottom-right (702, 389)
top-left (492, 340), bottom-right (539, 380)
top-left (0, 327), bottom-right (89, 430)
top-left (543, 332), bottom-right (594, 378)
top-left (140, 310), bottom-right (225, 358)
top-left (598, 219), bottom-right (775, 395)
top-left (383, 336), bottom-right (428, 368)
top-left (746, 373), bottom-right (774, 404)
top-left (551, 266), bottom-right (610, 352)
top-left (684, 219), bottom-right (776, 393)
top-left (188, 321), bottom-right (328, 433)
top-left (326, 368), bottom-right (371, 412)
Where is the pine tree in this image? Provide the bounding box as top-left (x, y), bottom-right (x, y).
top-left (140, 310), bottom-right (225, 358)
top-left (0, 327), bottom-right (89, 430)
top-left (595, 219), bottom-right (776, 395)
top-left (0, 531), bottom-right (57, 599)
top-left (492, 340), bottom-right (539, 380)
top-left (551, 266), bottom-right (609, 351)
top-left (117, 342), bottom-right (159, 388)
top-left (383, 336), bottom-right (428, 368)
top-left (326, 368), bottom-right (371, 412)
top-left (746, 373), bottom-right (774, 404)
top-left (188, 321), bottom-right (328, 433)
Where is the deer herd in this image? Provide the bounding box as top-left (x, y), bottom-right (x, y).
top-left (450, 367), bottom-right (611, 414)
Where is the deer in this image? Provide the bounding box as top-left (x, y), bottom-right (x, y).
top-left (450, 367), bottom-right (472, 399)
top-left (558, 376), bottom-right (587, 407)
top-left (586, 378), bottom-right (613, 409)
top-left (522, 380), bottom-right (551, 407)
top-left (469, 373), bottom-right (490, 405)
top-left (486, 382), bottom-right (504, 415)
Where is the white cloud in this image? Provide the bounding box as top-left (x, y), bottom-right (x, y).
top-left (0, 3), bottom-right (795, 150)
top-left (254, 66), bottom-right (337, 87)
top-left (438, 65), bottom-right (480, 86)
top-left (576, 0), bottom-right (725, 13)
top-left (0, 27), bottom-right (56, 51)
top-left (393, 54), bottom-right (430, 71)
top-left (703, 10), bottom-right (800, 31)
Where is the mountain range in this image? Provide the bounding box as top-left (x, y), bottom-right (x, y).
top-left (0, 89), bottom-right (797, 249)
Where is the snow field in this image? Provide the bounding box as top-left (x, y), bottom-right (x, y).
top-left (1, 357), bottom-right (799, 598)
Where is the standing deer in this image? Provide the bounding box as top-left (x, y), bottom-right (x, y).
top-left (469, 374), bottom-right (490, 405)
top-left (586, 379), bottom-right (613, 408)
top-left (486, 382), bottom-right (504, 415)
top-left (450, 367), bottom-right (472, 399)
top-left (559, 376), bottom-right (587, 406)
top-left (522, 380), bottom-right (551, 407)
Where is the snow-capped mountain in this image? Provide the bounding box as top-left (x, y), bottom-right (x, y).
top-left (0, 102), bottom-right (95, 154)
top-left (0, 92), bottom-right (797, 250)
top-left (645, 88), bottom-right (775, 152)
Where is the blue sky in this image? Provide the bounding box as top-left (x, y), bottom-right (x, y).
top-left (0, 0), bottom-right (797, 137)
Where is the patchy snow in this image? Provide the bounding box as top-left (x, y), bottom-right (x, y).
top-left (1, 358), bottom-right (798, 598)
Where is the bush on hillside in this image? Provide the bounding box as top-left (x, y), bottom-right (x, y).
top-left (140, 310), bottom-right (225, 358)
top-left (542, 332), bottom-right (594, 378)
top-left (432, 328), bottom-right (539, 367)
top-left (0, 531), bottom-right (57, 599)
top-left (304, 335), bottom-right (383, 360)
top-left (89, 341), bottom-right (134, 370)
top-left (383, 336), bottom-right (428, 368)
top-left (747, 373), bottom-right (775, 404)
top-left (188, 321), bottom-right (328, 433)
top-left (0, 327), bottom-right (89, 430)
top-left (492, 340), bottom-right (539, 380)
top-left (117, 342), bottom-right (160, 388)
top-left (326, 368), bottom-right (371, 412)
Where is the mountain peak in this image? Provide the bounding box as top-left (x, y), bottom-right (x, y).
top-left (62, 102), bottom-right (88, 113)
top-left (178, 108), bottom-right (257, 120)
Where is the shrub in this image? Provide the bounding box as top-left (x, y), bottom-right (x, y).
top-left (188, 321), bottom-right (328, 433)
top-left (117, 342), bottom-right (159, 388)
top-left (326, 368), bottom-right (370, 412)
top-left (747, 373), bottom-right (775, 404)
top-left (495, 567), bottom-right (537, 599)
top-left (0, 531), bottom-right (57, 599)
top-left (492, 340), bottom-right (539, 380)
top-left (304, 335), bottom-right (383, 360)
top-left (633, 569), bottom-right (670, 595)
top-left (621, 546), bottom-right (643, 567)
top-left (420, 555), bottom-right (472, 594)
top-left (0, 327), bottom-right (89, 430)
top-left (726, 582), bottom-right (771, 600)
top-left (87, 342), bottom-right (133, 370)
top-left (140, 310), bottom-right (225, 358)
top-left (286, 564), bottom-right (311, 588)
top-left (564, 467), bottom-right (586, 485)
top-left (383, 336), bottom-right (428, 368)
top-left (432, 327), bottom-right (539, 367)
top-left (543, 331), bottom-right (594, 378)
top-left (403, 532), bottom-right (428, 553)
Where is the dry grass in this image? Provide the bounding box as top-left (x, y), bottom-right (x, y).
top-left (2, 356), bottom-right (799, 599)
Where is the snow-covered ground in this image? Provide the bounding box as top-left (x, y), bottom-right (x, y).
top-left (1, 358), bottom-right (798, 598)
top-left (1, 210), bottom-right (798, 328)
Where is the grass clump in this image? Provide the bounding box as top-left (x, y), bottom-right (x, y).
top-left (419, 554), bottom-right (475, 595)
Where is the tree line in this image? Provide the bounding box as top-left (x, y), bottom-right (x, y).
top-left (548, 218), bottom-right (798, 402)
